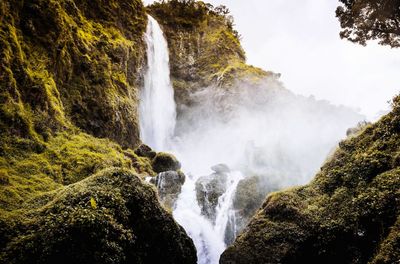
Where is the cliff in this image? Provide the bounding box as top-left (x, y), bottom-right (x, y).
top-left (147, 0), bottom-right (276, 107)
top-left (0, 0), bottom-right (197, 262)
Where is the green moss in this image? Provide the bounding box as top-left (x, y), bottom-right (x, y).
top-left (221, 96), bottom-right (400, 264)
top-left (1, 168), bottom-right (197, 264)
top-left (152, 152), bottom-right (181, 173)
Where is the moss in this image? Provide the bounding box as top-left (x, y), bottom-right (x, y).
top-left (0, 169), bottom-right (10, 185)
top-left (221, 96), bottom-right (400, 264)
top-left (0, 168), bottom-right (197, 264)
top-left (152, 152), bottom-right (181, 173)
top-left (1, 0), bottom-right (147, 148)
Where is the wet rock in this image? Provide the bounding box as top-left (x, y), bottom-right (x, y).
top-left (134, 144), bottom-right (156, 159)
top-left (195, 170), bottom-right (228, 222)
top-left (231, 176), bottom-right (269, 240)
top-left (151, 170), bottom-right (186, 209)
top-left (152, 152), bottom-right (181, 173)
top-left (211, 163), bottom-right (230, 174)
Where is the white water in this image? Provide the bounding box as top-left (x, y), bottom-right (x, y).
top-left (139, 15), bottom-right (363, 264)
top-left (140, 16), bottom-right (243, 264)
top-left (139, 15), bottom-right (176, 151)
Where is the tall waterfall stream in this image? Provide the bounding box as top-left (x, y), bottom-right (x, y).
top-left (139, 15), bottom-right (244, 264)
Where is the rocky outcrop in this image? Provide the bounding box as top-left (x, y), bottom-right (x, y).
top-left (152, 170), bottom-right (186, 209)
top-left (220, 98), bottom-right (400, 264)
top-left (231, 176), bottom-right (270, 238)
top-left (1, 168), bottom-right (197, 264)
top-left (0, 0), bottom-right (147, 148)
top-left (152, 152), bottom-right (182, 173)
top-left (195, 165), bottom-right (230, 221)
top-left (147, 1), bottom-right (274, 108)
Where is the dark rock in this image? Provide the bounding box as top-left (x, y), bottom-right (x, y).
top-left (152, 170), bottom-right (186, 209)
top-left (152, 152), bottom-right (181, 173)
top-left (195, 172), bottom-right (228, 222)
top-left (134, 144), bottom-right (156, 159)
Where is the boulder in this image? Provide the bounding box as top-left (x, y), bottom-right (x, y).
top-left (195, 171), bottom-right (228, 221)
top-left (151, 170), bottom-right (186, 209)
top-left (1, 168), bottom-right (197, 264)
top-left (152, 152), bottom-right (181, 173)
top-left (134, 144), bottom-right (156, 159)
top-left (211, 163), bottom-right (231, 174)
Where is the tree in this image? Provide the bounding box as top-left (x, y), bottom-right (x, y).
top-left (336, 0), bottom-right (400, 47)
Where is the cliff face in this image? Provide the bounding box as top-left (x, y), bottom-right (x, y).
top-left (0, 0), bottom-right (146, 148)
top-left (220, 99), bottom-right (400, 263)
top-left (147, 1), bottom-right (274, 107)
top-left (0, 0), bottom-right (197, 262)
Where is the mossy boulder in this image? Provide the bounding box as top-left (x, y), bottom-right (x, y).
top-left (134, 143), bottom-right (157, 159)
top-left (0, 168), bottom-right (197, 264)
top-left (152, 152), bottom-right (181, 173)
top-left (220, 98), bottom-right (400, 264)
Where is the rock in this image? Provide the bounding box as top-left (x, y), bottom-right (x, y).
top-left (1, 168), bottom-right (197, 264)
top-left (151, 170), bottom-right (186, 209)
top-left (195, 171), bottom-right (228, 222)
top-left (227, 176), bottom-right (269, 245)
top-left (134, 144), bottom-right (156, 159)
top-left (152, 152), bottom-right (181, 173)
top-left (211, 163), bottom-right (230, 174)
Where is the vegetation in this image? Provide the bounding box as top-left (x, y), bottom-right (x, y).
top-left (1, 168), bottom-right (197, 264)
top-left (220, 96), bottom-right (400, 263)
top-left (336, 0), bottom-right (400, 47)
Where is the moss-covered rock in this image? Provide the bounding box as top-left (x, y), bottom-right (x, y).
top-left (152, 152), bottom-right (181, 173)
top-left (0, 0), bottom-right (146, 148)
top-left (220, 98), bottom-right (400, 264)
top-left (0, 168), bottom-right (197, 264)
top-left (134, 143), bottom-right (157, 159)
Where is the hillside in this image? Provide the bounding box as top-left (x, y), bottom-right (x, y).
top-left (220, 99), bottom-right (400, 263)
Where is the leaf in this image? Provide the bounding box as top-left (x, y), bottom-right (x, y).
top-left (90, 197), bottom-right (97, 209)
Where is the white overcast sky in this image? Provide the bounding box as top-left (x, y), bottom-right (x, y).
top-left (144, 0), bottom-right (400, 120)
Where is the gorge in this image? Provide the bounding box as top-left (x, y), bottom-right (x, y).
top-left (1, 0), bottom-right (399, 264)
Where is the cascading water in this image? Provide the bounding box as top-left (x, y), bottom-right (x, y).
top-left (139, 15), bottom-right (176, 151)
top-left (140, 15), bottom-right (242, 264)
top-left (139, 14), bottom-right (361, 264)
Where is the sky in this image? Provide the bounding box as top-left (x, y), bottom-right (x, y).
top-left (144, 0), bottom-right (400, 120)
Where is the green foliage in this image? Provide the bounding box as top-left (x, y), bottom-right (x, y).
top-left (336, 0), bottom-right (400, 47)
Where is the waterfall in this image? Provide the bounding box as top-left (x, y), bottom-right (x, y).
top-left (140, 15), bottom-right (242, 264)
top-left (139, 15), bottom-right (176, 151)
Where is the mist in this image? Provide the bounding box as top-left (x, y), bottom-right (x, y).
top-left (171, 77), bottom-right (363, 188)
